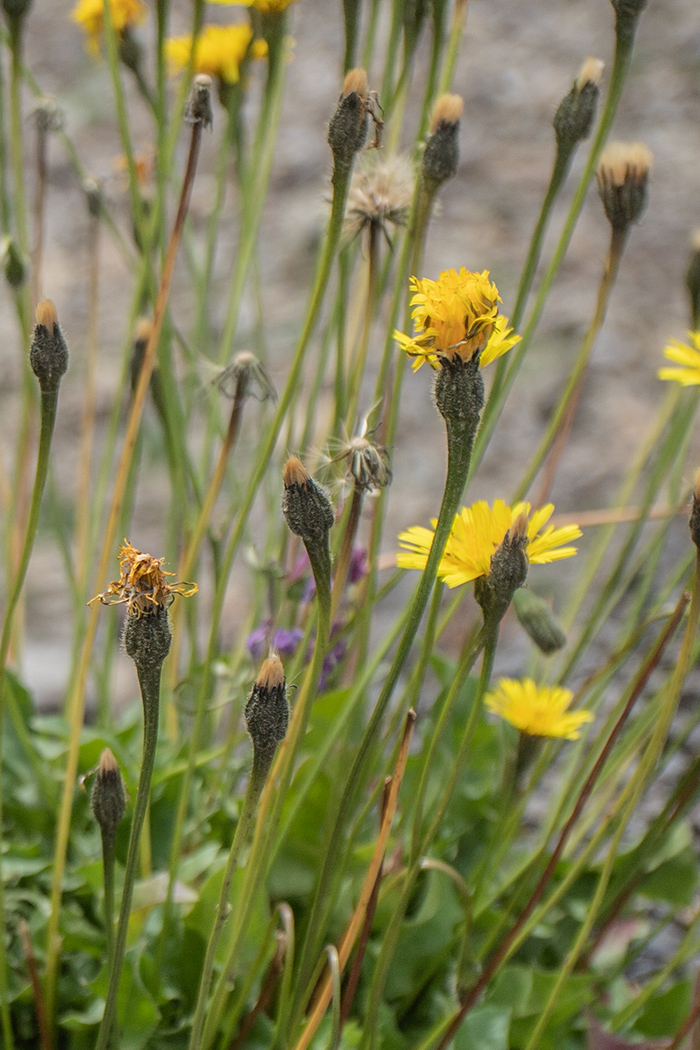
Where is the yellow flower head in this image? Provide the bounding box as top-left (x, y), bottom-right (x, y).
top-left (485, 678), bottom-right (593, 740)
top-left (658, 331), bottom-right (700, 387)
top-left (90, 541), bottom-right (198, 617)
top-left (72, 0), bottom-right (146, 54)
top-left (165, 24), bottom-right (268, 84)
top-left (397, 500), bottom-right (581, 588)
top-left (394, 267), bottom-right (521, 372)
top-left (206, 0), bottom-right (299, 10)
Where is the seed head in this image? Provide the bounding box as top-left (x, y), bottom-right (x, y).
top-left (30, 300), bottom-right (69, 393)
top-left (344, 154), bottom-right (415, 243)
top-left (213, 351), bottom-right (276, 403)
top-left (186, 73), bottom-right (214, 128)
top-left (596, 141), bottom-right (652, 233)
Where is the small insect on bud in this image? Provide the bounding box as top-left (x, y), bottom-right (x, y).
top-left (513, 587), bottom-right (567, 654)
top-left (282, 457), bottom-right (335, 544)
top-left (422, 93), bottom-right (463, 187)
top-left (553, 57), bottom-right (603, 152)
top-left (596, 141), bottom-right (653, 234)
top-left (187, 73), bottom-right (213, 129)
top-left (245, 654), bottom-right (289, 785)
top-left (690, 469), bottom-right (700, 552)
top-left (685, 230), bottom-right (700, 329)
top-left (30, 300), bottom-right (69, 393)
top-left (91, 748), bottom-right (127, 840)
top-left (328, 68), bottom-right (372, 179)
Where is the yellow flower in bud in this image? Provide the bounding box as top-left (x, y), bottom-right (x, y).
top-left (486, 678), bottom-right (593, 740)
top-left (394, 267), bottom-right (520, 372)
top-left (397, 500), bottom-right (581, 588)
top-left (658, 331), bottom-right (700, 386)
top-left (165, 24), bottom-right (267, 84)
top-left (72, 0), bottom-right (146, 53)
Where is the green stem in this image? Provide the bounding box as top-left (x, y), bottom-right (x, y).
top-left (94, 656), bottom-right (164, 1050)
top-left (101, 835), bottom-right (116, 973)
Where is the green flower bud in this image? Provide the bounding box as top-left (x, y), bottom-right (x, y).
top-left (91, 748), bottom-right (127, 841)
top-left (513, 587), bottom-right (567, 654)
top-left (245, 654), bottom-right (289, 785)
top-left (30, 301), bottom-right (69, 394)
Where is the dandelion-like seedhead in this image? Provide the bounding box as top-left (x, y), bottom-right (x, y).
top-left (72, 0), bottom-right (146, 53)
top-left (658, 331), bottom-right (700, 387)
top-left (166, 24), bottom-right (267, 85)
top-left (325, 429), bottom-right (392, 493)
top-left (344, 154), bottom-right (415, 244)
top-left (213, 351), bottom-right (276, 402)
top-left (394, 268), bottom-right (520, 373)
top-left (485, 678), bottom-right (593, 740)
top-left (90, 541), bottom-right (197, 618)
top-left (397, 500), bottom-right (581, 589)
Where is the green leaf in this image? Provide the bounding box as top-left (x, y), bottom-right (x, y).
top-left (633, 980), bottom-right (692, 1039)
top-left (639, 845), bottom-right (699, 906)
top-left (454, 1005), bottom-right (511, 1050)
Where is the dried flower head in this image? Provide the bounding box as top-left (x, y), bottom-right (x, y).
top-left (213, 351), bottom-right (276, 402)
top-left (326, 422), bottom-right (392, 492)
top-left (72, 0), bottom-right (146, 54)
top-left (596, 141), bottom-right (653, 232)
top-left (344, 154), bottom-right (415, 243)
top-left (486, 679), bottom-right (593, 740)
top-left (394, 268), bottom-right (520, 372)
top-left (166, 23), bottom-right (267, 84)
top-left (90, 541), bottom-right (197, 617)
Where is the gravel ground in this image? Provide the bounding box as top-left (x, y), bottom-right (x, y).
top-left (1, 0), bottom-right (699, 709)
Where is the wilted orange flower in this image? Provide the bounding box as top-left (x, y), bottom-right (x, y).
top-left (90, 541), bottom-right (197, 617)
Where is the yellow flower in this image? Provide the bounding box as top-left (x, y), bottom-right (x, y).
top-left (658, 331), bottom-right (700, 386)
top-left (165, 24), bottom-right (268, 84)
top-left (90, 541), bottom-right (197, 617)
top-left (485, 678), bottom-right (593, 740)
top-left (397, 500), bottom-right (581, 588)
top-left (394, 267), bottom-right (521, 372)
top-left (72, 0), bottom-right (146, 53)
top-left (206, 0), bottom-right (299, 10)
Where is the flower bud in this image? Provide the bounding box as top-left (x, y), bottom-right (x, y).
top-left (685, 230), bottom-right (700, 329)
top-left (123, 605), bottom-right (172, 670)
top-left (282, 457), bottom-right (334, 545)
top-left (612, 0), bottom-right (648, 45)
top-left (690, 469), bottom-right (700, 553)
top-left (474, 515), bottom-right (529, 626)
top-left (553, 58), bottom-right (603, 152)
top-left (513, 587), bottom-right (567, 654)
top-left (1, 235), bottom-right (26, 288)
top-left (422, 94), bottom-right (463, 187)
top-left (186, 74), bottom-right (213, 129)
top-left (596, 142), bottom-right (652, 234)
top-left (245, 654), bottom-right (289, 785)
top-left (129, 317), bottom-right (155, 394)
top-left (91, 748), bottom-right (127, 841)
top-left (30, 300), bottom-right (69, 394)
top-left (433, 356), bottom-right (485, 434)
top-left (328, 68), bottom-right (370, 179)
top-left (83, 177), bottom-right (103, 219)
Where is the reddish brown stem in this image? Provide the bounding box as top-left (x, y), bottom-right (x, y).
top-left (19, 920), bottom-right (52, 1050)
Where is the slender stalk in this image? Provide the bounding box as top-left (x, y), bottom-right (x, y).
top-left (94, 644), bottom-right (166, 1050)
top-left (100, 834), bottom-right (116, 972)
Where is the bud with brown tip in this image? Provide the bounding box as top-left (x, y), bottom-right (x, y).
top-left (422, 93), bottom-right (463, 188)
top-left (553, 57), bottom-right (603, 152)
top-left (282, 457), bottom-right (335, 544)
top-left (596, 142), bottom-right (652, 234)
top-left (30, 300), bottom-right (69, 394)
top-left (328, 68), bottom-right (370, 180)
top-left (91, 748), bottom-right (127, 842)
top-left (245, 654), bottom-right (289, 786)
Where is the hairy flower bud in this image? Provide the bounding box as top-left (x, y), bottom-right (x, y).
top-left (513, 587), bottom-right (567, 654)
top-left (433, 356), bottom-right (485, 434)
top-left (422, 94), bottom-right (463, 187)
top-left (553, 58), bottom-right (603, 152)
top-left (30, 300), bottom-right (69, 393)
top-left (690, 470), bottom-right (700, 553)
top-left (282, 457), bottom-right (334, 544)
top-left (686, 230), bottom-right (700, 329)
top-left (475, 515), bottom-right (529, 626)
top-left (245, 654), bottom-right (289, 785)
top-left (328, 68), bottom-right (370, 179)
top-left (596, 142), bottom-right (652, 233)
top-left (91, 748), bottom-right (127, 841)
top-left (187, 73), bottom-right (213, 129)
top-left (1, 235), bottom-right (26, 288)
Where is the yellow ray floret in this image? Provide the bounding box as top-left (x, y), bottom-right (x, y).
top-left (485, 678), bottom-right (593, 740)
top-left (165, 24), bottom-right (267, 84)
top-left (90, 541), bottom-right (198, 617)
top-left (397, 500), bottom-right (581, 588)
top-left (72, 0), bottom-right (146, 53)
top-left (658, 331), bottom-right (700, 387)
top-left (394, 267), bottom-right (520, 372)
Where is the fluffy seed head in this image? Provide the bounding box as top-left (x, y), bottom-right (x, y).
top-left (344, 154), bottom-right (415, 242)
